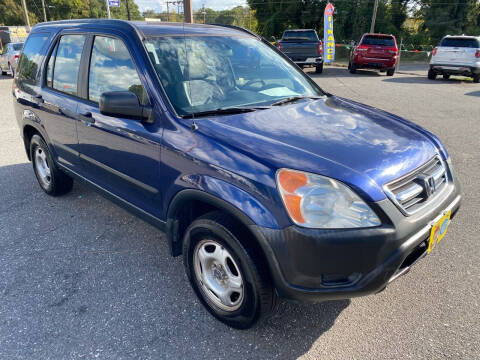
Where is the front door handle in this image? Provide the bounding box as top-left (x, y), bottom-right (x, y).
top-left (79, 112), bottom-right (95, 124)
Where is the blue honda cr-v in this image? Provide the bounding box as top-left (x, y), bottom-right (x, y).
top-left (13, 20), bottom-right (461, 329)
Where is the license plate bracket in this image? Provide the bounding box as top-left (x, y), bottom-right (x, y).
top-left (427, 210), bottom-right (451, 254)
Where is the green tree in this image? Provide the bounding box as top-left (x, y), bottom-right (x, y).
top-left (418, 0), bottom-right (480, 44)
top-left (0, 0), bottom-right (38, 26)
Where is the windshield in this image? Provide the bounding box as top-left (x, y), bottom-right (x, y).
top-left (144, 35), bottom-right (322, 116)
top-left (440, 38), bottom-right (479, 48)
top-left (12, 43), bottom-right (23, 51)
top-left (282, 30), bottom-right (318, 41)
top-left (361, 35), bottom-right (395, 47)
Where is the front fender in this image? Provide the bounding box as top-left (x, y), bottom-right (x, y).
top-left (168, 176), bottom-right (279, 229)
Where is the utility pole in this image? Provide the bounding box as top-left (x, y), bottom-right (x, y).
top-left (370, 0), bottom-right (379, 33)
top-left (106, 0), bottom-right (111, 19)
top-left (41, 0), bottom-right (47, 22)
top-left (126, 0), bottom-right (131, 20)
top-left (21, 0), bottom-right (31, 30)
top-left (183, 0), bottom-right (193, 23)
top-left (166, 1), bottom-right (169, 22)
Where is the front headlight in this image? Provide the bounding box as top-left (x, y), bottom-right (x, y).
top-left (276, 168), bottom-right (381, 228)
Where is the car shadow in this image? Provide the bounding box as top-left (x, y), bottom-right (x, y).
top-left (308, 66), bottom-right (383, 79)
top-left (465, 90), bottom-right (480, 97)
top-left (0, 161), bottom-right (350, 359)
top-left (0, 74), bottom-right (13, 80)
top-left (383, 75), bottom-right (473, 85)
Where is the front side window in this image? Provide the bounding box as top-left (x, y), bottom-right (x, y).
top-left (144, 35), bottom-right (322, 116)
top-left (17, 33), bottom-right (50, 83)
top-left (52, 34), bottom-right (86, 96)
top-left (88, 36), bottom-right (147, 104)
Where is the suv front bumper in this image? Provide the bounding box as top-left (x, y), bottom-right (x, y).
top-left (249, 175), bottom-right (461, 302)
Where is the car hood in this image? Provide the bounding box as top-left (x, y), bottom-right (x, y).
top-left (197, 96), bottom-right (439, 202)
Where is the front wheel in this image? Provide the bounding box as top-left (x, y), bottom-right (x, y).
top-left (428, 69), bottom-right (437, 80)
top-left (386, 68), bottom-right (395, 76)
top-left (315, 63), bottom-right (324, 74)
top-left (183, 211), bottom-right (276, 329)
top-left (473, 74), bottom-right (480, 83)
top-left (30, 135), bottom-right (73, 196)
top-left (443, 74), bottom-right (450, 80)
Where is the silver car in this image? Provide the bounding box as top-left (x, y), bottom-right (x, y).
top-left (0, 42), bottom-right (23, 77)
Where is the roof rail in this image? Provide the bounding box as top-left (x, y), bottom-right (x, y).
top-left (208, 24), bottom-right (259, 38)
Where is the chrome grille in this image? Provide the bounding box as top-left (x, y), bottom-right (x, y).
top-left (384, 156), bottom-right (448, 215)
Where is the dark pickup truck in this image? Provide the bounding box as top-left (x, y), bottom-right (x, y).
top-left (276, 29), bottom-right (324, 73)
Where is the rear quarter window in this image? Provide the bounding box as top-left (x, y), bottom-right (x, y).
top-left (361, 36), bottom-right (395, 47)
top-left (17, 32), bottom-right (51, 83)
top-left (440, 38), bottom-right (480, 48)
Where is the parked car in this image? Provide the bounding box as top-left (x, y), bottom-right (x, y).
top-left (0, 42), bottom-right (23, 77)
top-left (349, 33), bottom-right (398, 76)
top-left (276, 29), bottom-right (324, 73)
top-left (13, 20), bottom-right (461, 329)
top-left (428, 35), bottom-right (480, 83)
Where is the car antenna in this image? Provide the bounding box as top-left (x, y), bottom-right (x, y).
top-left (182, 21), bottom-right (198, 132)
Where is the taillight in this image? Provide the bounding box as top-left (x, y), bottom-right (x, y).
top-left (14, 54), bottom-right (19, 59)
top-left (318, 41), bottom-right (323, 55)
top-left (475, 50), bottom-right (480, 58)
top-left (277, 42), bottom-right (282, 51)
top-left (357, 45), bottom-right (368, 52)
top-left (388, 48), bottom-right (398, 54)
top-left (432, 48), bottom-right (437, 56)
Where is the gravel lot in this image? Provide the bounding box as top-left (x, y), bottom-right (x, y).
top-left (0, 67), bottom-right (479, 360)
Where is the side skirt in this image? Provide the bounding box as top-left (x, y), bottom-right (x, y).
top-left (57, 163), bottom-right (167, 233)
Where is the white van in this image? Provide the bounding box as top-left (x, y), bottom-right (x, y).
top-left (428, 35), bottom-right (480, 83)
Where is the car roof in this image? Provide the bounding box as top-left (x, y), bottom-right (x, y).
top-left (443, 35), bottom-right (480, 39)
top-left (363, 33), bottom-right (394, 37)
top-left (32, 19), bottom-right (251, 38)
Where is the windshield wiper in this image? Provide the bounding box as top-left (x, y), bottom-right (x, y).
top-left (271, 96), bottom-right (322, 106)
top-left (182, 106), bottom-right (267, 119)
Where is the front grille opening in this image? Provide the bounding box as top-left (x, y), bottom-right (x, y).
top-left (399, 240), bottom-right (428, 271)
top-left (385, 156), bottom-right (448, 215)
top-left (321, 272), bottom-right (361, 287)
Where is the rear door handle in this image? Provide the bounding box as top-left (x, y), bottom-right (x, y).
top-left (79, 112), bottom-right (95, 124)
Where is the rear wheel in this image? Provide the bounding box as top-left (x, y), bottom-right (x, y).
top-left (315, 63), bottom-right (324, 74)
top-left (443, 74), bottom-right (450, 80)
top-left (183, 211), bottom-right (277, 329)
top-left (428, 69), bottom-right (437, 80)
top-left (473, 74), bottom-right (480, 83)
top-left (386, 68), bottom-right (395, 76)
top-left (349, 63), bottom-right (357, 74)
top-left (30, 134), bottom-right (73, 196)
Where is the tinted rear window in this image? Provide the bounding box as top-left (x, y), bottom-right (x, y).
top-left (283, 30), bottom-right (318, 41)
top-left (361, 35), bottom-right (395, 47)
top-left (17, 33), bottom-right (50, 83)
top-left (440, 38), bottom-right (479, 48)
top-left (12, 43), bottom-right (23, 51)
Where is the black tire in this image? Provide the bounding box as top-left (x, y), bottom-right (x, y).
top-left (30, 134), bottom-right (73, 196)
top-left (349, 63), bottom-right (357, 74)
top-left (473, 74), bottom-right (480, 83)
top-left (443, 74), bottom-right (450, 80)
top-left (315, 63), bottom-right (324, 74)
top-left (428, 69), bottom-right (437, 80)
top-left (386, 68), bottom-right (395, 76)
top-left (183, 211), bottom-right (277, 329)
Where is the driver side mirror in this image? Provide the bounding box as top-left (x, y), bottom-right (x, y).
top-left (99, 91), bottom-right (153, 123)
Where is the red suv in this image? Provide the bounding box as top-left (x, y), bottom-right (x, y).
top-left (349, 33), bottom-right (399, 76)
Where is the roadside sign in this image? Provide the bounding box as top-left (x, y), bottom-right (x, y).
top-left (108, 0), bottom-right (120, 7)
top-left (323, 3), bottom-right (335, 63)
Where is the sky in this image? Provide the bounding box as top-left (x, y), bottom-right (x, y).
top-left (135, 0), bottom-right (248, 13)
